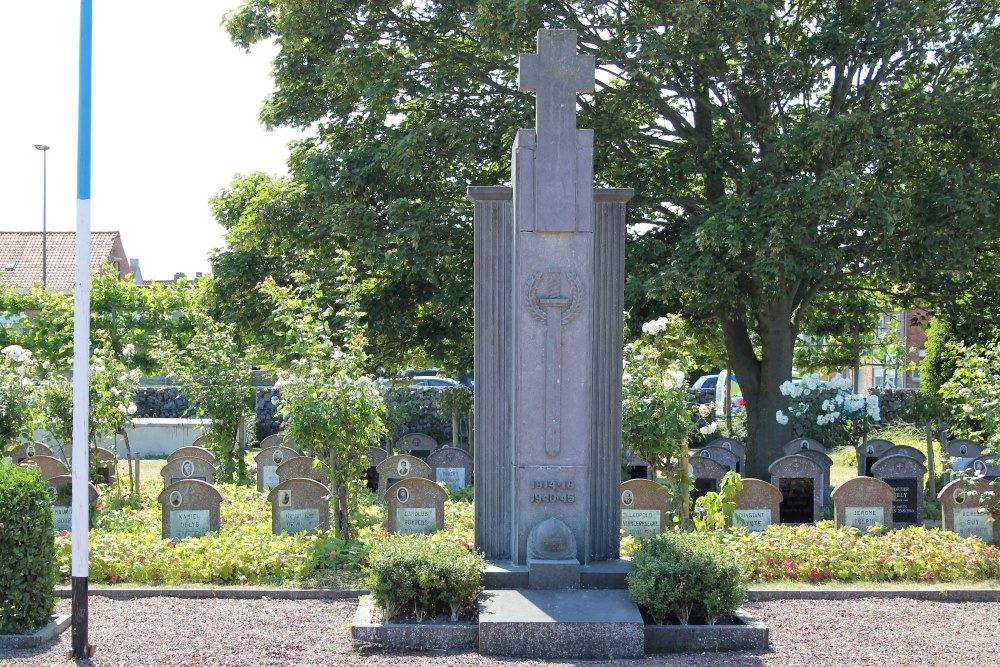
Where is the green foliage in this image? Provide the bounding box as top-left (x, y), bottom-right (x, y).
top-left (365, 533), bottom-right (485, 623)
top-left (0, 461), bottom-right (56, 634)
top-left (720, 522), bottom-right (1000, 583)
top-left (0, 345), bottom-right (39, 451)
top-left (693, 471), bottom-right (742, 532)
top-left (628, 532), bottom-right (747, 625)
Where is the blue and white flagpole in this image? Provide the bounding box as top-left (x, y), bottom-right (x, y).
top-left (71, 0), bottom-right (93, 659)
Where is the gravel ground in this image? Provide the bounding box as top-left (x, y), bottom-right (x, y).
top-left (3, 596), bottom-right (999, 667)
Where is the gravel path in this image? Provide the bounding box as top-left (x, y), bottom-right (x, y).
top-left (3, 596), bottom-right (999, 666)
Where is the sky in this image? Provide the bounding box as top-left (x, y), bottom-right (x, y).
top-left (0, 1), bottom-right (303, 280)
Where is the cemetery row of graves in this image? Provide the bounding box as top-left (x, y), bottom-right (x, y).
top-left (8, 429), bottom-right (1000, 589)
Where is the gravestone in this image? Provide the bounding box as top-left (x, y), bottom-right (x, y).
top-left (268, 478), bottom-right (330, 534)
top-left (258, 433), bottom-right (295, 451)
top-left (157, 479), bottom-right (222, 539)
top-left (795, 449), bottom-right (834, 508)
top-left (689, 456), bottom-right (727, 503)
top-left (938, 479), bottom-right (999, 544)
top-left (94, 447), bottom-right (117, 485)
top-left (623, 452), bottom-right (651, 480)
top-left (831, 477), bottom-right (894, 531)
top-left (694, 446), bottom-right (740, 473)
top-left (705, 437), bottom-right (746, 474)
top-left (167, 446), bottom-right (216, 466)
top-left (376, 454), bottom-right (431, 501)
top-left (11, 442), bottom-right (53, 465)
top-left (882, 445), bottom-right (926, 463)
top-left (386, 477), bottom-right (448, 534)
top-left (732, 479), bottom-right (782, 532)
top-left (45, 475), bottom-right (100, 532)
top-left (871, 454), bottom-right (926, 527)
top-left (427, 447), bottom-right (474, 492)
top-left (394, 432), bottom-right (438, 460)
top-left (857, 438), bottom-right (895, 476)
top-left (944, 439), bottom-right (982, 458)
top-left (190, 434), bottom-right (210, 448)
top-left (275, 456), bottom-right (331, 486)
top-left (618, 479), bottom-right (669, 538)
top-left (255, 446), bottom-right (300, 492)
top-left (160, 456), bottom-right (216, 486)
top-left (470, 28), bottom-right (631, 568)
top-left (364, 445), bottom-right (388, 492)
top-left (963, 456), bottom-right (1000, 480)
top-left (20, 455), bottom-right (70, 481)
top-left (769, 455), bottom-right (824, 524)
top-left (782, 437), bottom-right (826, 456)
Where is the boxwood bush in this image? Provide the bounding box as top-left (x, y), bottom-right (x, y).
top-left (627, 532), bottom-right (747, 625)
top-left (0, 460), bottom-right (56, 634)
top-left (365, 533), bottom-right (485, 623)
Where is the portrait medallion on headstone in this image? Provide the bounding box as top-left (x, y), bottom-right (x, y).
top-left (871, 454), bottom-right (926, 527)
top-left (268, 477), bottom-right (330, 535)
top-left (161, 456), bottom-right (216, 486)
top-left (255, 445), bottom-right (301, 492)
top-left (45, 475), bottom-right (100, 532)
top-left (11, 442), bottom-right (53, 465)
top-left (732, 479), bottom-right (782, 531)
top-left (167, 445), bottom-right (217, 466)
top-left (618, 479), bottom-right (669, 538)
top-left (386, 477), bottom-right (448, 534)
top-left (394, 432), bottom-right (438, 461)
top-left (831, 477), bottom-right (894, 531)
top-left (857, 438), bottom-right (895, 476)
top-left (938, 478), bottom-right (999, 544)
top-left (376, 454), bottom-right (431, 501)
top-left (20, 455), bottom-right (70, 481)
top-left (427, 447), bottom-right (474, 492)
top-left (769, 455), bottom-right (824, 524)
top-left (275, 456), bottom-right (331, 486)
top-left (157, 479), bottom-right (223, 539)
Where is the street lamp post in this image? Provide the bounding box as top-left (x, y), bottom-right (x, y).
top-left (34, 144), bottom-right (50, 287)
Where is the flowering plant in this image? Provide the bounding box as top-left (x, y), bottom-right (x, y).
top-left (0, 345), bottom-right (39, 451)
top-left (775, 374), bottom-right (879, 448)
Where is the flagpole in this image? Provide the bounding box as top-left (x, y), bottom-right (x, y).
top-left (71, 0), bottom-right (93, 659)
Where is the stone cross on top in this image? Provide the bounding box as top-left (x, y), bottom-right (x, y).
top-left (518, 30), bottom-right (595, 139)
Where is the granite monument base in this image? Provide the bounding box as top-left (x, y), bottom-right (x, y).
top-left (528, 558), bottom-right (580, 589)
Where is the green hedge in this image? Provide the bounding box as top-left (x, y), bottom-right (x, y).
top-left (0, 460), bottom-right (56, 634)
top-left (628, 532), bottom-right (747, 625)
top-left (365, 534), bottom-right (485, 623)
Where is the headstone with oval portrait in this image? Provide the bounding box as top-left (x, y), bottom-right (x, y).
top-left (831, 476), bottom-right (894, 531)
top-left (944, 439), bottom-right (986, 483)
top-left (20, 455), bottom-right (70, 481)
top-left (688, 456), bottom-right (727, 504)
top-left (732, 478), bottom-right (783, 531)
top-left (375, 454), bottom-right (431, 500)
top-left (157, 479), bottom-right (223, 539)
top-left (618, 478), bottom-right (669, 538)
top-left (94, 447), bottom-right (118, 485)
top-left (386, 477), bottom-right (447, 534)
top-left (268, 477), bottom-right (330, 535)
top-left (394, 432), bottom-right (438, 461)
top-left (769, 455), bottom-right (824, 524)
top-left (167, 445), bottom-right (217, 466)
top-left (45, 475), bottom-right (100, 532)
top-left (871, 454), bottom-right (926, 527)
top-left (857, 438), bottom-right (896, 476)
top-left (938, 478), bottom-right (999, 544)
top-left (427, 447), bottom-right (474, 492)
top-left (275, 456), bottom-right (331, 486)
top-left (694, 446), bottom-right (740, 474)
top-left (255, 445), bottom-right (301, 492)
top-left (161, 456), bottom-right (216, 486)
top-left (11, 442), bottom-right (53, 465)
top-left (963, 456), bottom-right (1000, 481)
top-left (364, 445), bottom-right (388, 491)
top-left (783, 437), bottom-right (826, 456)
top-left (704, 438), bottom-right (747, 474)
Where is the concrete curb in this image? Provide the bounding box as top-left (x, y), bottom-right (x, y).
top-left (0, 615), bottom-right (71, 649)
top-left (54, 588), bottom-right (364, 600)
top-left (748, 589), bottom-right (1000, 602)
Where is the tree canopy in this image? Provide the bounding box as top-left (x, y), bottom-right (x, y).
top-left (217, 0), bottom-right (999, 475)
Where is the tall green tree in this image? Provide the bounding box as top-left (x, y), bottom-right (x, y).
top-left (221, 0), bottom-right (999, 476)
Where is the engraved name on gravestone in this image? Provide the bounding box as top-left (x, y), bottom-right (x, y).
top-left (268, 477), bottom-right (330, 535)
top-left (938, 479), bottom-right (999, 543)
top-left (20, 455), bottom-right (70, 481)
top-left (769, 455), bottom-right (824, 524)
top-left (857, 438), bottom-right (895, 476)
top-left (11, 442), bottom-right (53, 465)
top-left (161, 456), bottom-right (216, 487)
top-left (157, 479), bottom-right (222, 539)
top-left (275, 456), bottom-right (331, 486)
top-left (427, 447), bottom-right (474, 492)
top-left (46, 475), bottom-right (100, 532)
top-left (619, 479), bottom-right (669, 538)
top-left (255, 445), bottom-right (301, 493)
top-left (376, 454), bottom-right (431, 501)
top-left (706, 438), bottom-right (747, 474)
top-left (471, 29), bottom-right (631, 564)
top-left (831, 477), bottom-right (894, 531)
top-left (871, 454), bottom-right (926, 527)
top-left (386, 477), bottom-right (448, 535)
top-left (166, 445), bottom-right (217, 466)
top-left (733, 479), bottom-right (783, 531)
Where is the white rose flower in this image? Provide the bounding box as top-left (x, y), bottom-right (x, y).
top-left (775, 410), bottom-right (789, 425)
top-left (697, 403), bottom-right (713, 418)
top-left (122, 344), bottom-right (136, 357)
top-left (127, 403), bottom-right (137, 415)
top-left (699, 422), bottom-right (718, 435)
top-left (117, 404), bottom-right (128, 415)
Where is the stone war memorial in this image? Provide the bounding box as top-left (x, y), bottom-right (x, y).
top-left (470, 29), bottom-right (646, 660)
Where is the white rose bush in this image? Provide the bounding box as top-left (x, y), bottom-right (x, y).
top-left (0, 345), bottom-right (39, 452)
top-left (775, 374), bottom-right (880, 448)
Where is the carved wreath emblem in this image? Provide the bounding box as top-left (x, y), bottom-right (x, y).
top-left (525, 268), bottom-right (585, 324)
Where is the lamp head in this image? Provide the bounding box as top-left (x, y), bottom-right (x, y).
top-left (34, 144), bottom-right (50, 151)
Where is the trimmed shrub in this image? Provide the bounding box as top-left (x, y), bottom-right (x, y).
top-left (365, 533), bottom-right (485, 623)
top-left (628, 532), bottom-right (747, 625)
top-left (0, 460), bottom-right (56, 634)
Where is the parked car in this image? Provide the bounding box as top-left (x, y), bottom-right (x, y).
top-left (410, 376), bottom-right (463, 388)
top-left (692, 374), bottom-right (719, 390)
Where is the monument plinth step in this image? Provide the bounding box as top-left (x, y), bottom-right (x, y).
top-left (478, 588), bottom-right (644, 659)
